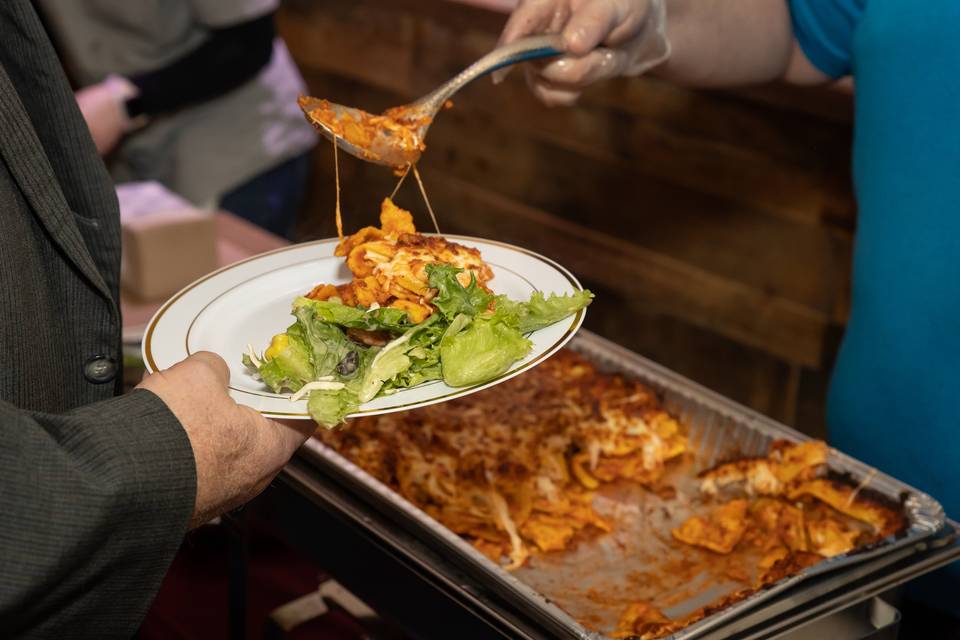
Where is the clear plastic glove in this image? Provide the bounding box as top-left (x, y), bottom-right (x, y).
top-left (496, 0), bottom-right (671, 106)
top-left (74, 75), bottom-right (139, 155)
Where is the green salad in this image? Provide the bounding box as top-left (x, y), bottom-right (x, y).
top-left (243, 263), bottom-right (592, 427)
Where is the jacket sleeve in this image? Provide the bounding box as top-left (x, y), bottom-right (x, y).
top-left (128, 12), bottom-right (276, 118)
top-left (0, 389), bottom-right (197, 638)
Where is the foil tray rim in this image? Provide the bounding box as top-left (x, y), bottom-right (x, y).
top-left (300, 330), bottom-right (946, 640)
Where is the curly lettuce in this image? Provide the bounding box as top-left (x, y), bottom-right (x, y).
top-left (245, 264), bottom-right (592, 428)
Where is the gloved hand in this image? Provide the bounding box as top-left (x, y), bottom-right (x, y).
top-left (74, 74), bottom-right (140, 155)
top-left (496, 0), bottom-right (671, 106)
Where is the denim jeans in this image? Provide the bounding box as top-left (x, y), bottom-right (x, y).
top-left (219, 151), bottom-right (311, 239)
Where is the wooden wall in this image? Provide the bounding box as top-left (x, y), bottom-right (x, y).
top-left (277, 0), bottom-right (857, 438)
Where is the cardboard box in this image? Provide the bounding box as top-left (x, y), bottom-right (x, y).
top-left (120, 208), bottom-right (218, 302)
top-left (116, 181), bottom-right (218, 302)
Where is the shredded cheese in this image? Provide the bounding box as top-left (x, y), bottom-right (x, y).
top-left (488, 490), bottom-right (528, 570)
top-left (588, 440), bottom-right (601, 473)
top-left (370, 331), bottom-right (413, 371)
top-left (246, 344), bottom-right (262, 369)
top-left (701, 477), bottom-right (718, 497)
top-left (845, 468), bottom-right (878, 507)
top-left (536, 476), bottom-right (560, 504)
top-left (290, 379), bottom-right (346, 402)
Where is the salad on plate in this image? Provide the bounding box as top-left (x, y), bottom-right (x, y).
top-left (243, 198), bottom-right (592, 428)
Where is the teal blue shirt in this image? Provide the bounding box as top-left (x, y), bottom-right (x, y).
top-left (789, 0), bottom-right (960, 609)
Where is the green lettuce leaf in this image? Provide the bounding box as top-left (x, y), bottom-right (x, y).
top-left (427, 263), bottom-right (493, 320)
top-left (382, 362), bottom-right (442, 393)
top-left (492, 289), bottom-right (594, 334)
top-left (307, 390), bottom-right (353, 429)
top-left (356, 326), bottom-right (427, 403)
top-left (307, 347), bottom-right (375, 428)
top-left (245, 323), bottom-right (313, 393)
top-left (355, 313), bottom-right (448, 400)
top-left (439, 313), bottom-right (532, 387)
top-left (293, 296), bottom-right (412, 333)
top-left (379, 314), bottom-right (445, 392)
top-left (294, 305), bottom-right (362, 378)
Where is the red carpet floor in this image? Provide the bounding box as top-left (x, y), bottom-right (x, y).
top-left (140, 523), bottom-right (367, 640)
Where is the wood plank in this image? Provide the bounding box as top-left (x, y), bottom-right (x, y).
top-left (277, 1), bottom-right (417, 96)
top-left (402, 18), bottom-right (856, 228)
top-left (729, 82), bottom-right (854, 125)
top-left (422, 107), bottom-right (849, 314)
top-left (448, 77), bottom-right (839, 228)
top-left (583, 284), bottom-right (806, 428)
top-left (410, 171), bottom-right (829, 367)
top-left (405, 17), bottom-right (853, 167)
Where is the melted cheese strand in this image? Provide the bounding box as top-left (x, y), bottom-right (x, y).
top-left (290, 379), bottom-right (346, 403)
top-left (390, 164), bottom-right (411, 199)
top-left (845, 468), bottom-right (878, 507)
top-left (333, 135), bottom-right (344, 241)
top-left (412, 164), bottom-right (441, 234)
top-left (488, 490), bottom-right (527, 570)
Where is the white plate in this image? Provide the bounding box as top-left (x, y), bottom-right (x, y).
top-left (142, 236), bottom-right (586, 420)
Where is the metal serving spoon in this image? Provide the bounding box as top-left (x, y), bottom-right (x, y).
top-left (298, 34), bottom-right (564, 168)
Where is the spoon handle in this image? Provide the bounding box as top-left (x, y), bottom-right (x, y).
top-left (420, 34), bottom-right (564, 109)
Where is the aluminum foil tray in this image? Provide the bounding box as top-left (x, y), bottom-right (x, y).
top-left (299, 330), bottom-right (946, 639)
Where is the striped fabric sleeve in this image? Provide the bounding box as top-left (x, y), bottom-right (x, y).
top-left (0, 390), bottom-right (196, 638)
top-left (787, 0), bottom-right (866, 78)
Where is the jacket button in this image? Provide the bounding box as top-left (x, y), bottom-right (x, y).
top-left (84, 355), bottom-right (117, 384)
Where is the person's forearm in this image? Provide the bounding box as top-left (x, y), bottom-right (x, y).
top-left (127, 12), bottom-right (275, 118)
top-left (499, 0), bottom-right (831, 106)
top-left (656, 0), bottom-right (824, 86)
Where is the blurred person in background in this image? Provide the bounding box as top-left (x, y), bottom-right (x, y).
top-left (36, 0), bottom-right (317, 238)
top-left (500, 0), bottom-right (960, 628)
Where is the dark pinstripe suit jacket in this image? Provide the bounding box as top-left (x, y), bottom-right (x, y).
top-left (0, 3), bottom-right (196, 637)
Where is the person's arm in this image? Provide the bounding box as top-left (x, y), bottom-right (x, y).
top-left (126, 12), bottom-right (276, 118)
top-left (498, 0), bottom-right (832, 106)
top-left (0, 352), bottom-right (312, 637)
top-left (76, 11), bottom-right (276, 154)
top-left (656, 0), bottom-right (828, 86)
